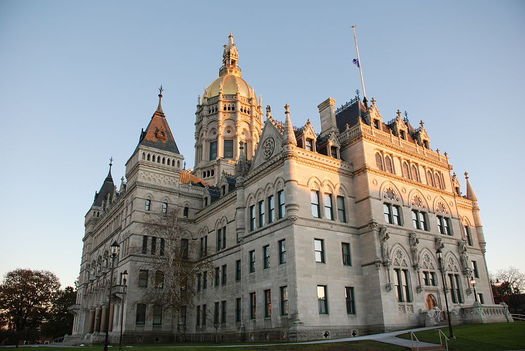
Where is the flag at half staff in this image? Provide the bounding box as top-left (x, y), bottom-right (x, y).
top-left (352, 58), bottom-right (360, 68)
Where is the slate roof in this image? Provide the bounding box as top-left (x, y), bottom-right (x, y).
top-left (93, 171), bottom-right (115, 206)
top-left (137, 96), bottom-right (180, 154)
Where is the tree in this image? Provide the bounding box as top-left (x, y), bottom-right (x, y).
top-left (492, 267), bottom-right (525, 295)
top-left (142, 209), bottom-right (211, 337)
top-left (0, 269), bottom-right (60, 346)
top-left (41, 286), bottom-right (77, 340)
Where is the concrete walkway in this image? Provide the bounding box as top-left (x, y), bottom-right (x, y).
top-left (0, 326), bottom-right (444, 349)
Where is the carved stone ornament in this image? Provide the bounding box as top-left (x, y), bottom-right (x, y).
top-left (409, 232), bottom-right (420, 267)
top-left (378, 226), bottom-right (390, 265)
top-left (436, 202), bottom-right (448, 214)
top-left (411, 195), bottom-right (424, 208)
top-left (262, 137), bottom-right (275, 159)
top-left (383, 187), bottom-right (399, 202)
top-left (435, 237), bottom-right (445, 252)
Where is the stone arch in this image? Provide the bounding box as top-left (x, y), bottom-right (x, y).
top-left (444, 252), bottom-right (461, 273)
top-left (273, 177), bottom-right (285, 191)
top-left (462, 216), bottom-right (472, 226)
top-left (322, 180), bottom-right (336, 194)
top-left (264, 182), bottom-right (275, 196)
top-left (390, 244), bottom-right (412, 268)
top-left (255, 188), bottom-right (265, 201)
top-left (418, 248), bottom-right (437, 270)
top-left (307, 176), bottom-right (322, 190)
top-left (246, 193), bottom-right (256, 207)
top-left (335, 183), bottom-right (349, 197)
top-left (198, 226), bottom-right (209, 237)
top-left (433, 196), bottom-right (451, 214)
top-left (379, 181), bottom-right (404, 205)
top-left (408, 188), bottom-right (430, 209)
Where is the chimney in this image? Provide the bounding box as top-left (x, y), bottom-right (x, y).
top-left (318, 98), bottom-right (337, 136)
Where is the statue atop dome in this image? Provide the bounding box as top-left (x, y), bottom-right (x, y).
top-left (219, 33), bottom-right (242, 77)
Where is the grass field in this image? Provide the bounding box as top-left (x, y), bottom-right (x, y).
top-left (0, 340), bottom-right (405, 351)
top-left (399, 321), bottom-right (525, 351)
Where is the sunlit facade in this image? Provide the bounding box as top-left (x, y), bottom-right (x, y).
top-left (68, 35), bottom-right (510, 344)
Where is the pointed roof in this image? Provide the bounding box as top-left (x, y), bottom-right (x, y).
top-left (137, 88), bottom-right (180, 154)
top-left (465, 172), bottom-right (478, 201)
top-left (93, 160), bottom-right (115, 206)
top-left (283, 104), bottom-right (297, 146)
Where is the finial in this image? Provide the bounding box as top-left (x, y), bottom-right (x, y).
top-left (156, 85), bottom-right (164, 113)
top-left (464, 171), bottom-right (469, 179)
top-left (355, 89), bottom-right (360, 99)
top-left (453, 172), bottom-right (457, 178)
top-left (121, 176), bottom-right (124, 182)
top-left (436, 148), bottom-right (440, 154)
top-left (265, 105), bottom-right (272, 119)
top-left (444, 151), bottom-right (448, 157)
top-left (404, 111), bottom-right (408, 119)
top-left (229, 32), bottom-right (234, 45)
top-left (420, 120), bottom-right (425, 128)
top-left (396, 109), bottom-right (401, 118)
top-left (283, 105), bottom-right (297, 147)
top-left (109, 157), bottom-right (113, 170)
top-left (371, 97), bottom-right (376, 105)
top-left (158, 85), bottom-right (163, 97)
top-left (284, 104), bottom-right (290, 116)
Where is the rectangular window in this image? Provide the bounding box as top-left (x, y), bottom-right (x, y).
top-left (345, 287), bottom-right (355, 314)
top-left (181, 238), bottom-right (189, 259)
top-left (478, 293), bottom-right (484, 304)
top-left (209, 140), bottom-right (217, 160)
top-left (264, 289), bottom-right (272, 318)
top-left (216, 228), bottom-right (222, 252)
top-left (249, 250), bottom-right (255, 273)
top-left (331, 146), bottom-right (338, 158)
top-left (221, 264), bottom-right (227, 285)
top-left (142, 235), bottom-right (148, 254)
top-left (196, 305), bottom-right (201, 326)
top-left (280, 286), bottom-right (289, 316)
top-left (403, 269), bottom-right (412, 302)
top-left (455, 274), bottom-right (463, 303)
top-left (145, 199), bottom-right (151, 211)
top-left (154, 271), bottom-right (164, 289)
top-left (214, 267), bottom-right (220, 287)
top-left (200, 236), bottom-right (208, 257)
top-left (412, 210), bottom-right (428, 230)
top-left (138, 270), bottom-right (148, 288)
top-left (153, 305), bottom-right (162, 326)
top-left (314, 239), bottom-right (325, 263)
top-left (197, 273), bottom-right (201, 291)
top-left (305, 138), bottom-right (313, 151)
top-left (136, 303), bottom-right (146, 326)
top-left (465, 226), bottom-right (473, 246)
top-left (438, 216), bottom-right (453, 235)
top-left (236, 259), bottom-right (241, 281)
top-left (258, 200), bottom-right (265, 227)
top-left (221, 300), bottom-right (227, 323)
top-left (221, 226), bottom-right (226, 249)
top-left (472, 261), bottom-right (479, 278)
top-left (249, 205), bottom-right (256, 231)
top-left (384, 203), bottom-right (402, 225)
top-left (263, 245), bottom-right (270, 269)
top-left (235, 297), bottom-right (242, 322)
top-left (324, 194), bottom-right (334, 220)
top-left (249, 292), bottom-right (256, 319)
top-left (278, 239), bottom-right (286, 264)
top-left (342, 242), bottom-right (352, 266)
top-left (162, 202), bottom-right (168, 214)
top-left (311, 191), bottom-right (321, 218)
top-left (317, 285), bottom-right (328, 314)
top-left (202, 271), bottom-right (207, 289)
top-left (160, 238), bottom-right (165, 256)
top-left (268, 195), bottom-right (275, 224)
top-left (224, 140), bottom-right (234, 159)
top-left (214, 302), bottom-right (219, 324)
top-left (278, 190), bottom-right (286, 219)
top-left (151, 237), bottom-right (157, 255)
top-left (394, 268), bottom-right (412, 302)
top-left (394, 268), bottom-right (403, 302)
top-left (337, 196), bottom-right (347, 222)
top-left (202, 304), bottom-right (207, 326)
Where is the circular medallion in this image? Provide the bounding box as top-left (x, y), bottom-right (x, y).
top-left (263, 137), bottom-right (275, 159)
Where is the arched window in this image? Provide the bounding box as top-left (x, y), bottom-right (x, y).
top-left (385, 156), bottom-right (394, 174)
top-left (411, 165), bottom-right (420, 182)
top-left (162, 157), bottom-right (165, 165)
top-left (434, 172), bottom-right (441, 189)
top-left (426, 170), bottom-right (434, 186)
top-left (402, 162), bottom-right (410, 179)
top-left (375, 153), bottom-right (384, 171)
top-left (445, 256), bottom-right (464, 304)
top-left (147, 154), bottom-right (151, 161)
top-left (142, 152), bottom-right (146, 160)
top-left (392, 248), bottom-right (412, 302)
top-left (420, 252), bottom-right (437, 287)
top-left (177, 160), bottom-right (181, 168)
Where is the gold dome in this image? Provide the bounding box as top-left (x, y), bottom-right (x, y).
top-left (204, 74), bottom-right (255, 99)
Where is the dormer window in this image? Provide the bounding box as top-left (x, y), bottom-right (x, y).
top-left (305, 139), bottom-right (313, 151)
top-left (400, 130), bottom-right (406, 140)
top-left (330, 146), bottom-right (339, 159)
top-left (423, 140), bottom-right (429, 149)
top-left (374, 119), bottom-right (380, 129)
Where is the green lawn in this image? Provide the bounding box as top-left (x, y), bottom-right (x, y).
top-left (0, 340), bottom-right (405, 351)
top-left (400, 321), bottom-right (525, 351)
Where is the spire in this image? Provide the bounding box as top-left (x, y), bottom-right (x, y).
top-left (136, 88), bottom-right (180, 154)
top-left (106, 157), bottom-right (113, 181)
top-left (220, 33), bottom-right (241, 77)
top-left (93, 158), bottom-right (115, 207)
top-left (156, 85), bottom-right (164, 114)
top-left (464, 172), bottom-right (478, 201)
top-left (283, 104), bottom-right (297, 146)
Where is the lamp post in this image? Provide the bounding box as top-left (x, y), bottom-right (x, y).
top-left (436, 247), bottom-right (454, 339)
top-left (119, 271), bottom-right (128, 350)
top-left (104, 241), bottom-right (120, 351)
top-left (470, 277), bottom-right (478, 303)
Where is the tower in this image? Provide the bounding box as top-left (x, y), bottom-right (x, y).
top-left (194, 34), bottom-right (263, 186)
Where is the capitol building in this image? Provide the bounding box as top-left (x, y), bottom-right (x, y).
top-left (68, 34), bottom-right (510, 343)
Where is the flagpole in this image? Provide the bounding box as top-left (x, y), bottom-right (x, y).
top-left (352, 25), bottom-right (367, 99)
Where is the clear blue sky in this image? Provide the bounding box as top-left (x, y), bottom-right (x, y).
top-left (0, 0), bottom-right (523, 287)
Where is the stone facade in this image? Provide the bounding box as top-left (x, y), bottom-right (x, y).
top-left (68, 35), bottom-right (510, 345)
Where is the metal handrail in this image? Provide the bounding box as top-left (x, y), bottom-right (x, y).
top-left (438, 329), bottom-right (449, 351)
top-left (410, 331), bottom-right (420, 351)
top-left (511, 313), bottom-right (525, 321)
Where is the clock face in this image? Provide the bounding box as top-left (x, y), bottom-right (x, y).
top-left (263, 137), bottom-right (275, 159)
